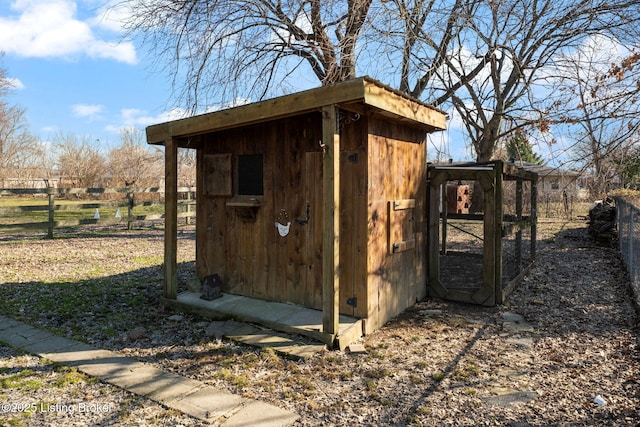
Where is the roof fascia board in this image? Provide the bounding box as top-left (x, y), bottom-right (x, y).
top-left (147, 77), bottom-right (446, 145)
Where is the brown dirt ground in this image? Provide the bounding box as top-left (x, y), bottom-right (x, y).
top-left (0, 218), bottom-right (638, 426)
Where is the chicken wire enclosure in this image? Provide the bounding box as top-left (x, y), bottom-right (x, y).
top-left (427, 161), bottom-right (538, 306)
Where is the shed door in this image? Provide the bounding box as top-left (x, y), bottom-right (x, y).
top-left (299, 151), bottom-right (324, 310)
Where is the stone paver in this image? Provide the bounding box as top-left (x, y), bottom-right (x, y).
top-left (0, 316), bottom-right (298, 426)
top-left (482, 390), bottom-right (539, 407)
top-left (484, 310), bottom-right (540, 407)
top-left (499, 311), bottom-right (536, 333)
top-left (205, 319), bottom-right (327, 359)
top-left (223, 401), bottom-right (297, 427)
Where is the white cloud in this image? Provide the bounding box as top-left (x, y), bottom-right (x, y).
top-left (104, 107), bottom-right (192, 135)
top-left (536, 34), bottom-right (630, 85)
top-left (577, 34), bottom-right (628, 65)
top-left (41, 125), bottom-right (59, 133)
top-left (155, 108), bottom-right (192, 122)
top-left (90, 0), bottom-right (130, 33)
top-left (2, 77), bottom-right (25, 89)
top-left (125, 107), bottom-right (190, 126)
top-left (104, 101), bottom-right (259, 138)
top-left (72, 103), bottom-right (104, 119)
top-left (0, 0), bottom-right (137, 64)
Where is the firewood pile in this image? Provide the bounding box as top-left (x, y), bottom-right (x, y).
top-left (588, 197), bottom-right (617, 245)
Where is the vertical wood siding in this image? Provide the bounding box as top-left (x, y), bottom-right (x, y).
top-left (197, 112), bottom-right (325, 309)
top-left (195, 109), bottom-right (428, 329)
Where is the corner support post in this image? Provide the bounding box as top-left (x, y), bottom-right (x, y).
top-left (322, 105), bottom-right (340, 343)
top-left (164, 137), bottom-right (179, 299)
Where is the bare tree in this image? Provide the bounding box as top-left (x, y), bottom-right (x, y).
top-left (54, 133), bottom-right (107, 188)
top-left (612, 142), bottom-right (640, 190)
top-left (116, 0), bottom-right (640, 162)
top-left (545, 37), bottom-right (640, 197)
top-left (116, 0), bottom-right (375, 110)
top-left (424, 0), bottom-right (640, 161)
top-left (0, 59), bottom-right (43, 187)
top-left (178, 148), bottom-right (196, 187)
top-left (108, 128), bottom-right (164, 187)
top-left (0, 105), bottom-right (41, 184)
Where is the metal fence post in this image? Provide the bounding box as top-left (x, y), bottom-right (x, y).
top-left (617, 199), bottom-right (623, 258)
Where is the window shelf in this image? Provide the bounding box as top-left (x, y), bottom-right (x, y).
top-left (226, 199), bottom-right (262, 207)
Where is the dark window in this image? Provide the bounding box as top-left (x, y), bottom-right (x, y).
top-left (237, 154), bottom-right (264, 195)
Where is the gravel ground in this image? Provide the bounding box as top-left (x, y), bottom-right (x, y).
top-left (0, 218), bottom-right (638, 426)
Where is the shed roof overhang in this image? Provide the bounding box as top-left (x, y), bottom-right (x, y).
top-left (146, 76), bottom-right (447, 146)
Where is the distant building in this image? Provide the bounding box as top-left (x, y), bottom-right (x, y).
top-left (514, 162), bottom-right (584, 201)
top-left (0, 168), bottom-right (60, 189)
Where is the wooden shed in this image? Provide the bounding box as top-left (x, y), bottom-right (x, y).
top-left (147, 77), bottom-right (446, 347)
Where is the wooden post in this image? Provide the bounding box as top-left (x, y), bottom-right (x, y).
top-left (322, 105), bottom-right (340, 342)
top-left (127, 187), bottom-right (134, 231)
top-left (531, 177), bottom-right (538, 261)
top-left (427, 169), bottom-right (448, 297)
top-left (476, 171), bottom-right (496, 305)
top-left (515, 177), bottom-right (523, 274)
top-left (494, 161), bottom-right (504, 304)
top-left (440, 183), bottom-right (448, 255)
top-left (632, 201), bottom-right (638, 280)
top-left (164, 138), bottom-right (179, 300)
top-left (47, 187), bottom-right (55, 239)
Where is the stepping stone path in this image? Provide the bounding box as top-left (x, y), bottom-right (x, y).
top-left (480, 311), bottom-right (540, 407)
top-left (0, 316), bottom-right (298, 426)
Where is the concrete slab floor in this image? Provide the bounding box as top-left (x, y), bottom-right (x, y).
top-left (173, 291), bottom-right (363, 349)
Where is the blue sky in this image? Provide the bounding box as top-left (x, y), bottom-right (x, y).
top-left (0, 0), bottom-right (185, 149)
top-left (0, 0), bottom-right (477, 159)
top-left (4, 0), bottom-right (578, 164)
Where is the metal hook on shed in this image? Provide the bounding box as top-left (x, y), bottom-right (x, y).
top-left (296, 202), bottom-right (311, 225)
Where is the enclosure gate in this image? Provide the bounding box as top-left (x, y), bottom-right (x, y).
top-left (426, 161), bottom-right (538, 306)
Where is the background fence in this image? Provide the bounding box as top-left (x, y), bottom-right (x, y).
top-left (616, 197), bottom-right (640, 305)
top-left (0, 187), bottom-right (195, 238)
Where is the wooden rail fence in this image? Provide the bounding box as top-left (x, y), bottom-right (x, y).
top-left (0, 187), bottom-right (195, 238)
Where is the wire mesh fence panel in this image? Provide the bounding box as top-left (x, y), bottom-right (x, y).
top-left (539, 192), bottom-right (583, 218)
top-left (502, 224), bottom-right (533, 287)
top-left (439, 217), bottom-right (485, 289)
top-left (503, 180), bottom-right (533, 218)
top-left (616, 197), bottom-right (640, 300)
top-left (501, 177), bottom-right (535, 290)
